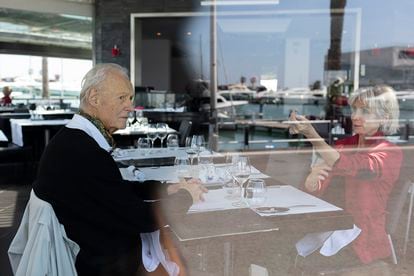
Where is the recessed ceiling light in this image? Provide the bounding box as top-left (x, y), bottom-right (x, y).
top-left (201, 0), bottom-right (279, 6)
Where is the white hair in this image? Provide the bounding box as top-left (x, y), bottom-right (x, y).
top-left (79, 63), bottom-right (130, 111)
top-left (348, 85), bottom-right (400, 135)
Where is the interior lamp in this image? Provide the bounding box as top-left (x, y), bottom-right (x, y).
top-left (201, 0), bottom-right (279, 6)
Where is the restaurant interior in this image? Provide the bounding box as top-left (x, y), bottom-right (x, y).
top-left (1, 0), bottom-right (414, 275)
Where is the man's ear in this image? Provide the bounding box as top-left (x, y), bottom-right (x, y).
top-left (88, 88), bottom-right (99, 107)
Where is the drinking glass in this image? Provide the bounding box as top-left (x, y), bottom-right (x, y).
top-left (156, 123), bottom-right (168, 148)
top-left (230, 156), bottom-right (251, 207)
top-left (137, 137), bottom-right (151, 155)
top-left (245, 179), bottom-right (267, 208)
top-left (219, 168), bottom-right (239, 199)
top-left (146, 124), bottom-right (158, 148)
top-left (174, 157), bottom-right (191, 180)
top-left (225, 152), bottom-right (240, 166)
top-left (185, 137), bottom-right (197, 166)
top-left (199, 155), bottom-right (214, 183)
top-left (127, 111), bottom-right (136, 127)
top-left (194, 135), bottom-right (205, 152)
top-left (166, 134), bottom-right (179, 150)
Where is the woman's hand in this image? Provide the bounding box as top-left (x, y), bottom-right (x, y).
top-left (288, 111), bottom-right (317, 138)
top-left (304, 163), bottom-right (332, 192)
top-left (168, 178), bottom-right (208, 203)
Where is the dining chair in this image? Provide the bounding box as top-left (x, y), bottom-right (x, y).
top-left (0, 142), bottom-right (33, 183)
top-left (386, 177), bottom-right (414, 264)
top-left (293, 176), bottom-right (414, 275)
top-left (8, 190), bottom-right (80, 276)
top-left (178, 120), bottom-right (192, 147)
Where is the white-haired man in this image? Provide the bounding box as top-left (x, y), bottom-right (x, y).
top-left (33, 63), bottom-right (206, 275)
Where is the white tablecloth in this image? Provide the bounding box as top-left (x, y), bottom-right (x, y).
top-left (120, 163), bottom-right (268, 184)
top-left (113, 148), bottom-right (187, 161)
top-left (113, 147), bottom-right (222, 161)
top-left (10, 119), bottom-right (70, 146)
top-left (114, 125), bottom-right (176, 136)
top-left (188, 185), bottom-right (342, 215)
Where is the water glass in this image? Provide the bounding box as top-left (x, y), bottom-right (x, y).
top-left (174, 157), bottom-right (191, 180)
top-left (166, 134), bottom-right (179, 150)
top-left (220, 168), bottom-right (239, 199)
top-left (137, 137), bottom-right (151, 155)
top-left (245, 179), bottom-right (267, 208)
top-left (199, 155), bottom-right (214, 182)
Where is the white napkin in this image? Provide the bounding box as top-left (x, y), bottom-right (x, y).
top-left (140, 230), bottom-right (180, 276)
top-left (296, 231), bottom-right (333, 257)
top-left (295, 224), bottom-right (361, 257)
top-left (319, 224), bottom-right (361, 256)
top-left (126, 166), bottom-right (146, 181)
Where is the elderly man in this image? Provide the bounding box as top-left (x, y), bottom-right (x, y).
top-left (33, 63), bottom-right (206, 275)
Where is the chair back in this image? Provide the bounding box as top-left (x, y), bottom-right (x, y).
top-left (178, 120), bottom-right (192, 147)
top-left (386, 177), bottom-right (412, 235)
top-left (8, 190), bottom-right (79, 276)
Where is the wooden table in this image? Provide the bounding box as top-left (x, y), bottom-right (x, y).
top-left (167, 181), bottom-right (353, 275)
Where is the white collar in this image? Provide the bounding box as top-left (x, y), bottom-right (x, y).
top-left (66, 114), bottom-right (112, 152)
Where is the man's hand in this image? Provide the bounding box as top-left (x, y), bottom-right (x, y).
top-left (168, 178), bottom-right (208, 203)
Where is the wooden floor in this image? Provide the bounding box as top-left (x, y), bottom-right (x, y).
top-left (0, 181), bottom-right (30, 276)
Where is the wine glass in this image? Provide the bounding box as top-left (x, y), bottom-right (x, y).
top-left (245, 179), bottom-right (267, 208)
top-left (127, 111), bottom-right (136, 127)
top-left (185, 137), bottom-right (197, 166)
top-left (194, 135), bottom-right (205, 152)
top-left (230, 156), bottom-right (252, 207)
top-left (156, 123), bottom-right (168, 148)
top-left (146, 124), bottom-right (158, 148)
top-left (191, 135), bottom-right (205, 164)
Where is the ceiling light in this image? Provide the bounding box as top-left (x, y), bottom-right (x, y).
top-left (201, 0), bottom-right (279, 6)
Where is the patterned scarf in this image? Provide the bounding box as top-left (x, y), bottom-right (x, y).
top-left (79, 110), bottom-right (115, 148)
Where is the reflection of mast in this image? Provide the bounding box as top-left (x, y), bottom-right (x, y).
top-left (209, 0), bottom-right (218, 150)
top-left (327, 0), bottom-right (347, 70)
top-left (217, 27), bottom-right (229, 84)
top-left (199, 34), bottom-right (204, 79)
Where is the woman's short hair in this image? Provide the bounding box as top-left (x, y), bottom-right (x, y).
top-left (348, 85), bottom-right (400, 135)
top-left (79, 63), bottom-right (130, 110)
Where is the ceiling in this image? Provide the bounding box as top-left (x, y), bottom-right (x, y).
top-left (0, 6), bottom-right (92, 58)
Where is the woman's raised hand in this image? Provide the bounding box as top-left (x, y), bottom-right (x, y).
top-left (288, 111), bottom-right (316, 137)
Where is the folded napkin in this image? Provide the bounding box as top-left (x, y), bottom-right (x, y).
top-left (319, 224), bottom-right (361, 256)
top-left (295, 224), bottom-right (361, 257)
top-left (141, 230), bottom-right (179, 276)
top-left (296, 231), bottom-right (333, 257)
top-left (126, 166), bottom-right (146, 182)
